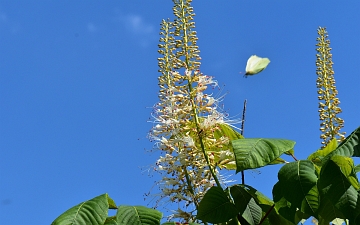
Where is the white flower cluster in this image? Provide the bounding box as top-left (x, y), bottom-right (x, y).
top-left (148, 69), bottom-right (231, 220)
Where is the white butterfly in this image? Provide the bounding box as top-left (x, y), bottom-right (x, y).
top-left (245, 55), bottom-right (270, 76)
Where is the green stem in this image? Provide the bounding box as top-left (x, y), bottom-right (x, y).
top-left (189, 93), bottom-right (222, 188)
top-left (179, 0), bottom-right (221, 188)
top-left (258, 204), bottom-right (275, 225)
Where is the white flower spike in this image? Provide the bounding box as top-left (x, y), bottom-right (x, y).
top-left (245, 55), bottom-right (270, 77)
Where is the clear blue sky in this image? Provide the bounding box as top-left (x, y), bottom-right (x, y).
top-left (1, 1), bottom-right (360, 224)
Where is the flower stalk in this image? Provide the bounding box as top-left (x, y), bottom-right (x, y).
top-left (149, 0), bottom-right (233, 221)
top-left (315, 27), bottom-right (345, 148)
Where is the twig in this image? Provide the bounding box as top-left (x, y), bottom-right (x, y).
top-left (241, 99), bottom-right (247, 134)
top-left (240, 99), bottom-right (247, 185)
top-left (258, 204), bottom-right (275, 225)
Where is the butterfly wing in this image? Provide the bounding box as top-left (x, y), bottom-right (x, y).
top-left (245, 55), bottom-right (270, 76)
top-left (245, 55), bottom-right (260, 75)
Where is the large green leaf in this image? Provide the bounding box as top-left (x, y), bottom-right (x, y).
top-left (320, 126), bottom-right (360, 164)
top-left (272, 160), bottom-right (318, 223)
top-left (318, 159), bottom-right (360, 222)
top-left (197, 186), bottom-right (238, 223)
top-left (277, 160), bottom-right (318, 209)
top-left (335, 126), bottom-right (360, 156)
top-left (230, 184), bottom-right (295, 225)
top-left (231, 138), bottom-right (295, 172)
top-left (230, 185), bottom-right (262, 225)
top-left (52, 193), bottom-right (116, 225)
top-left (116, 205), bottom-right (162, 225)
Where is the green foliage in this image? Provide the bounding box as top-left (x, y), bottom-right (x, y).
top-left (116, 205), bottom-right (162, 225)
top-left (52, 194), bottom-right (162, 225)
top-left (230, 185), bottom-right (262, 225)
top-left (273, 160), bottom-right (317, 223)
top-left (231, 138), bottom-right (295, 172)
top-left (308, 138), bottom-right (338, 165)
top-left (318, 159), bottom-right (360, 223)
top-left (52, 194), bottom-right (116, 225)
top-left (196, 127), bottom-right (360, 224)
top-left (309, 126), bottom-right (360, 166)
top-left (196, 186), bottom-right (238, 223)
top-left (326, 126), bottom-right (360, 158)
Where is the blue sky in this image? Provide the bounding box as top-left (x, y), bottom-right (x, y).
top-left (1, 1), bottom-right (360, 224)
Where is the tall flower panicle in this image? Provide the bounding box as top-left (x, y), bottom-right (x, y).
top-left (315, 27), bottom-right (345, 148)
top-left (148, 0), bottom-right (237, 222)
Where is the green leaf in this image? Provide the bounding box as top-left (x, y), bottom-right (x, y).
top-left (321, 126), bottom-right (360, 164)
top-left (317, 195), bottom-right (345, 225)
top-left (300, 185), bottom-right (319, 216)
top-left (262, 208), bottom-right (289, 225)
top-left (104, 216), bottom-right (119, 225)
top-left (52, 193), bottom-right (116, 225)
top-left (237, 184), bottom-right (274, 206)
top-left (273, 196), bottom-right (297, 223)
top-left (277, 160), bottom-right (318, 209)
top-left (230, 185), bottom-right (262, 225)
top-left (214, 123), bottom-right (243, 141)
top-left (230, 185), bottom-right (295, 225)
top-left (355, 164), bottom-right (360, 173)
top-left (330, 155), bottom-right (360, 190)
top-left (212, 123), bottom-right (243, 170)
top-left (197, 186), bottom-right (238, 223)
top-left (231, 138), bottom-right (295, 172)
top-left (116, 205), bottom-right (162, 225)
top-left (308, 138), bottom-right (338, 164)
top-left (336, 126), bottom-right (360, 157)
top-left (272, 160), bottom-right (318, 223)
top-left (318, 159), bottom-right (360, 222)
top-left (284, 149), bottom-right (294, 156)
top-left (268, 157), bottom-right (287, 165)
top-left (273, 183), bottom-right (307, 224)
